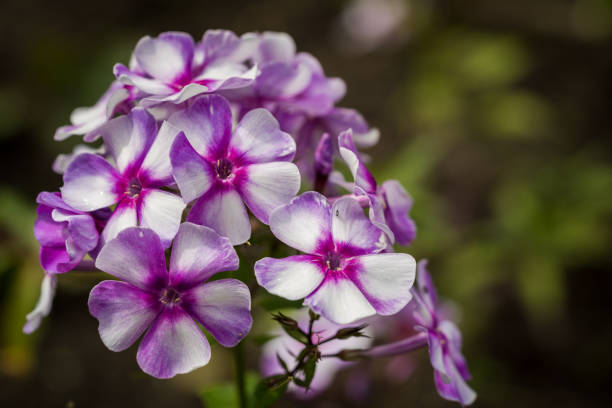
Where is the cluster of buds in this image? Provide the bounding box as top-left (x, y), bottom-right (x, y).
top-left (26, 29), bottom-right (474, 405)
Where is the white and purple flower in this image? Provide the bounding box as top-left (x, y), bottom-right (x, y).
top-left (255, 191), bottom-right (416, 324)
top-left (336, 129), bottom-right (416, 246)
top-left (89, 223), bottom-right (252, 379)
top-left (61, 108), bottom-right (185, 247)
top-left (169, 94), bottom-right (300, 245)
top-left (114, 31), bottom-right (256, 108)
top-left (413, 260), bottom-right (476, 406)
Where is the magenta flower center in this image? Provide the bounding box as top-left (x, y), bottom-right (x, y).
top-left (216, 158), bottom-right (234, 179)
top-left (324, 252), bottom-right (343, 271)
top-left (126, 178), bottom-right (143, 198)
top-left (159, 287), bottom-right (182, 305)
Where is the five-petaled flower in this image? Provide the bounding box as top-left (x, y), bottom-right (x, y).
top-left (88, 223), bottom-right (252, 379)
top-left (61, 108), bottom-right (186, 247)
top-left (413, 260), bottom-right (476, 406)
top-left (169, 94), bottom-right (301, 245)
top-left (255, 191), bottom-right (416, 324)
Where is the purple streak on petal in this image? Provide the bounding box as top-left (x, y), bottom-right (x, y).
top-left (61, 153), bottom-right (123, 211)
top-left (169, 131), bottom-right (216, 203)
top-left (365, 191), bottom-right (395, 246)
top-left (39, 246), bottom-right (71, 275)
top-left (256, 61), bottom-right (312, 99)
top-left (255, 32), bottom-right (296, 63)
top-left (100, 108), bottom-right (157, 177)
top-left (134, 32), bottom-right (195, 86)
top-left (139, 121), bottom-right (182, 187)
top-left (254, 255), bottom-right (325, 300)
top-left (167, 94), bottom-right (232, 161)
top-left (88, 280), bottom-right (160, 352)
top-left (114, 63), bottom-right (174, 95)
top-left (169, 223), bottom-right (239, 289)
top-left (331, 196), bottom-right (385, 256)
top-left (235, 162), bottom-right (301, 224)
top-left (186, 185), bottom-right (251, 245)
top-left (23, 274), bottom-right (57, 334)
top-left (269, 192), bottom-right (333, 255)
top-left (199, 29), bottom-right (241, 65)
top-left (338, 129), bottom-right (377, 194)
top-left (348, 253), bottom-right (416, 315)
top-left (95, 227), bottom-right (168, 291)
top-left (314, 133), bottom-right (333, 177)
top-left (34, 204), bottom-right (65, 248)
top-left (182, 279), bottom-right (252, 347)
top-left (229, 108), bottom-right (296, 166)
top-left (416, 259), bottom-right (437, 314)
top-left (137, 189), bottom-right (185, 248)
top-left (381, 180), bottom-right (416, 246)
top-left (136, 307), bottom-right (211, 379)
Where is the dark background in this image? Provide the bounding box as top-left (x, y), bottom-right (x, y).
top-left (1, 0), bottom-right (612, 407)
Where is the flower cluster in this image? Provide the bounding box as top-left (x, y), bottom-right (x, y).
top-left (26, 29), bottom-right (474, 404)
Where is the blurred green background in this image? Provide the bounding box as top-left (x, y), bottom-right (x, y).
top-left (1, 0), bottom-right (612, 407)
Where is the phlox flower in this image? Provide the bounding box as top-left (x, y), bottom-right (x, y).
top-left (89, 223), bottom-right (252, 379)
top-left (413, 260), bottom-right (476, 406)
top-left (335, 129), bottom-right (416, 246)
top-left (169, 94), bottom-right (300, 245)
top-left (114, 30), bottom-right (256, 108)
top-left (61, 108), bottom-right (185, 247)
top-left (260, 311), bottom-right (372, 398)
top-left (255, 191), bottom-right (416, 324)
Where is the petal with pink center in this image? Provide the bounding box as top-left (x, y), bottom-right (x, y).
top-left (304, 275), bottom-right (376, 324)
top-left (101, 199), bottom-right (138, 244)
top-left (254, 255), bottom-right (325, 300)
top-left (269, 192), bottom-right (332, 255)
top-left (187, 187), bottom-right (251, 245)
top-left (229, 108), bottom-right (296, 165)
top-left (169, 223), bottom-right (239, 288)
top-left (61, 153), bottom-right (123, 211)
top-left (100, 108), bottom-right (157, 176)
top-left (134, 32), bottom-right (194, 85)
top-left (88, 280), bottom-right (160, 352)
top-left (137, 307), bottom-right (211, 379)
top-left (331, 196), bottom-right (385, 256)
top-left (139, 121), bottom-right (182, 187)
top-left (236, 162), bottom-right (300, 224)
top-left (183, 279), bottom-right (252, 347)
top-left (169, 131), bottom-right (216, 203)
top-left (349, 253), bottom-right (416, 315)
top-left (167, 94), bottom-right (232, 161)
top-left (95, 227), bottom-right (168, 291)
top-left (138, 189), bottom-right (185, 248)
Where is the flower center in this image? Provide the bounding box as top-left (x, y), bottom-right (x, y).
top-left (159, 288), bottom-right (182, 305)
top-left (126, 178), bottom-right (142, 198)
top-left (325, 252), bottom-right (343, 271)
top-left (216, 158), bottom-right (233, 179)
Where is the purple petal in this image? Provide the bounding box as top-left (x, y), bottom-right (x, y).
top-left (381, 180), bottom-right (416, 246)
top-left (139, 83), bottom-right (211, 107)
top-left (23, 274), bottom-right (57, 334)
top-left (269, 192), bottom-right (333, 255)
top-left (255, 31), bottom-right (296, 63)
top-left (34, 204), bottom-right (66, 248)
top-left (100, 108), bottom-right (157, 176)
top-left (236, 162), bottom-right (301, 224)
top-left (255, 255), bottom-right (325, 301)
top-left (229, 108), bottom-right (296, 165)
top-left (61, 153), bottom-right (123, 211)
top-left (183, 279), bottom-right (252, 347)
top-left (114, 63), bottom-right (174, 95)
top-left (134, 32), bottom-right (194, 85)
top-left (304, 275), bottom-right (376, 324)
top-left (52, 144), bottom-right (106, 175)
top-left (95, 227), bottom-right (168, 291)
top-left (338, 129), bottom-right (377, 194)
top-left (314, 133), bottom-right (333, 177)
top-left (88, 280), bottom-right (160, 351)
top-left (438, 320), bottom-right (471, 380)
top-left (434, 353), bottom-right (477, 406)
top-left (138, 189), bottom-right (185, 248)
top-left (167, 94), bottom-right (232, 161)
top-left (198, 29), bottom-right (241, 64)
top-left (101, 199), bottom-right (138, 244)
top-left (349, 253), bottom-right (416, 315)
top-left (137, 307), bottom-right (211, 379)
top-left (256, 61), bottom-right (312, 99)
top-left (56, 211), bottom-right (99, 258)
top-left (139, 121), bottom-right (182, 187)
top-left (186, 187), bottom-right (251, 245)
top-left (331, 196), bottom-right (385, 256)
top-left (169, 131), bottom-right (216, 203)
top-left (416, 259), bottom-right (438, 313)
top-left (169, 223), bottom-right (239, 288)
top-left (39, 246), bottom-right (70, 274)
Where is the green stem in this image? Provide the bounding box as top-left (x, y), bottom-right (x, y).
top-left (234, 341), bottom-right (247, 408)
